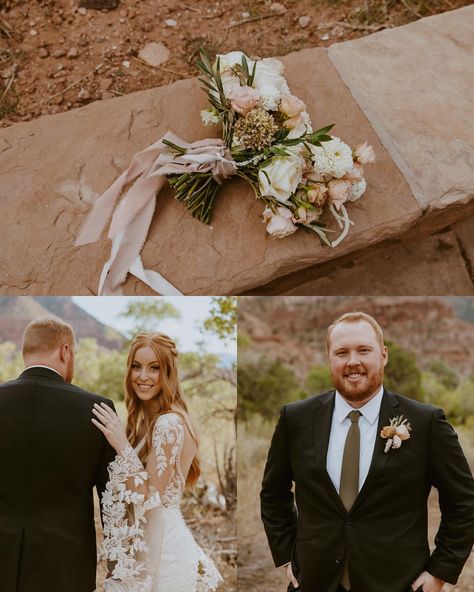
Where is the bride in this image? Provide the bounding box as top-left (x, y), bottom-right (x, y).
top-left (91, 332), bottom-right (223, 592)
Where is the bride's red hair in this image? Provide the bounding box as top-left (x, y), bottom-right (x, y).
top-left (125, 332), bottom-right (200, 489)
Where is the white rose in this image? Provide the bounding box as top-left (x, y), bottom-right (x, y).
top-left (217, 51), bottom-right (253, 71)
top-left (395, 424), bottom-right (411, 441)
top-left (264, 206), bottom-right (298, 238)
top-left (217, 70), bottom-right (241, 99)
top-left (392, 435), bottom-right (402, 449)
top-left (252, 58), bottom-right (290, 110)
top-left (258, 155), bottom-right (304, 203)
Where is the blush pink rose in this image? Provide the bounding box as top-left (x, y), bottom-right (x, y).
top-left (354, 142), bottom-right (376, 164)
top-left (227, 85), bottom-right (261, 115)
top-left (264, 206), bottom-right (298, 238)
top-left (343, 162), bottom-right (364, 182)
top-left (328, 179), bottom-right (351, 210)
top-left (280, 94), bottom-right (306, 118)
top-left (283, 114), bottom-right (304, 130)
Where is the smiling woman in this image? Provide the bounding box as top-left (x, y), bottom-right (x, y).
top-left (91, 331), bottom-right (223, 592)
top-left (130, 345), bottom-right (162, 400)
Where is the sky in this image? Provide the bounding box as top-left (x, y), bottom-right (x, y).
top-left (72, 296), bottom-right (236, 359)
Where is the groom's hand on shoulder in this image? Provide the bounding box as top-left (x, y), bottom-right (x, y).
top-left (412, 571), bottom-right (445, 592)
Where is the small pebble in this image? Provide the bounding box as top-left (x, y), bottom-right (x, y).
top-left (298, 16), bottom-right (311, 28)
top-left (38, 48), bottom-right (49, 58)
top-left (270, 2), bottom-right (286, 13)
top-left (164, 18), bottom-right (177, 27)
top-left (67, 47), bottom-right (79, 58)
top-left (30, 29), bottom-right (38, 37)
top-left (77, 7), bottom-right (87, 15)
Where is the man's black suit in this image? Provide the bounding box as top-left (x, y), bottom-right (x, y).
top-left (261, 389), bottom-right (474, 592)
top-left (0, 367), bottom-right (117, 592)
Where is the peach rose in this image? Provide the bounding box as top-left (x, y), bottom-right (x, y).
top-left (328, 179), bottom-right (351, 210)
top-left (354, 142), bottom-right (376, 165)
top-left (280, 94), bottom-right (306, 118)
top-left (307, 184), bottom-right (328, 208)
top-left (228, 85), bottom-right (261, 116)
top-left (381, 426), bottom-right (396, 438)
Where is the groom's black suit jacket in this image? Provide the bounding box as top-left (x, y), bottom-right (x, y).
top-left (261, 389), bottom-right (474, 592)
top-left (0, 367), bottom-right (117, 592)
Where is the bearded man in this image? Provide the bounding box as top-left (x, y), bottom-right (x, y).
top-left (260, 311), bottom-right (474, 592)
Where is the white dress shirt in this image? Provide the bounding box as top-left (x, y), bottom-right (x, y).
top-left (24, 364), bottom-right (62, 377)
top-left (326, 386), bottom-right (384, 493)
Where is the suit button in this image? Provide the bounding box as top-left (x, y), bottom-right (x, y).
top-left (336, 556), bottom-right (342, 564)
top-left (345, 518), bottom-right (352, 525)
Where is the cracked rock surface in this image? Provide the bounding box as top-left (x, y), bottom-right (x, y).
top-left (0, 47), bottom-right (417, 295)
top-left (329, 5), bottom-right (474, 214)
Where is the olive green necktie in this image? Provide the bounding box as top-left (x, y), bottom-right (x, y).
top-left (339, 410), bottom-right (361, 591)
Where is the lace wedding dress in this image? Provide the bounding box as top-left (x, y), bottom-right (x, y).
top-left (100, 412), bottom-right (223, 592)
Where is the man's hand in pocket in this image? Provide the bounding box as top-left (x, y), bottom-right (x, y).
top-left (284, 563), bottom-right (299, 589)
top-left (412, 571), bottom-right (445, 592)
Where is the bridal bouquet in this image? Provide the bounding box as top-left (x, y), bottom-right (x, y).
top-left (75, 50), bottom-right (375, 295)
top-left (187, 50), bottom-right (375, 245)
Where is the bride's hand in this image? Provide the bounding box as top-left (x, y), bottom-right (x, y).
top-left (92, 403), bottom-right (129, 454)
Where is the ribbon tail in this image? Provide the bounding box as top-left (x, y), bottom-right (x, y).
top-left (98, 194), bottom-right (181, 295)
top-left (75, 169), bottom-right (131, 246)
top-left (129, 257), bottom-right (183, 296)
top-left (100, 196), bottom-right (156, 294)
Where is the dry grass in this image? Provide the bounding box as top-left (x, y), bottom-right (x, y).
top-left (237, 415), bottom-right (474, 591)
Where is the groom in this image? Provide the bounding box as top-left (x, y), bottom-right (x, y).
top-left (0, 315), bottom-right (116, 592)
top-left (261, 312), bottom-right (474, 592)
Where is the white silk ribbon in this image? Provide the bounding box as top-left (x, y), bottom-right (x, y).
top-left (75, 132), bottom-right (236, 295)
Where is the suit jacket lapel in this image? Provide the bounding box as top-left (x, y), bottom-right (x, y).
top-left (350, 389), bottom-right (400, 513)
top-left (312, 391), bottom-right (347, 514)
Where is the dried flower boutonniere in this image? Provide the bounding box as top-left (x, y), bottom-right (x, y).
top-left (380, 415), bottom-right (412, 453)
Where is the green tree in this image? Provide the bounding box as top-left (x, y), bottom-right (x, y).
top-left (0, 342), bottom-right (23, 382)
top-left (427, 359), bottom-right (459, 390)
top-left (238, 358), bottom-right (299, 421)
top-left (204, 296), bottom-right (237, 343)
top-left (74, 338), bottom-right (127, 401)
top-left (384, 340), bottom-right (422, 401)
top-left (120, 300), bottom-right (181, 335)
top-left (305, 364), bottom-right (332, 394)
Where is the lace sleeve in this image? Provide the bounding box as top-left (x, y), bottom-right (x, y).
top-left (147, 413), bottom-right (185, 504)
top-left (100, 414), bottom-right (184, 588)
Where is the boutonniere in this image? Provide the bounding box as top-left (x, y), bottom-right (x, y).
top-left (380, 415), bottom-right (412, 453)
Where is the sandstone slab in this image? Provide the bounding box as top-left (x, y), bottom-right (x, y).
top-left (329, 6), bottom-right (474, 214)
top-left (277, 229), bottom-right (474, 296)
top-left (0, 49), bottom-right (416, 295)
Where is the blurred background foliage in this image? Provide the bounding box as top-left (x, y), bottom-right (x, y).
top-left (238, 330), bottom-right (474, 427)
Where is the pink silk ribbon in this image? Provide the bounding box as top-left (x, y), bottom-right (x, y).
top-left (75, 132), bottom-right (236, 295)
